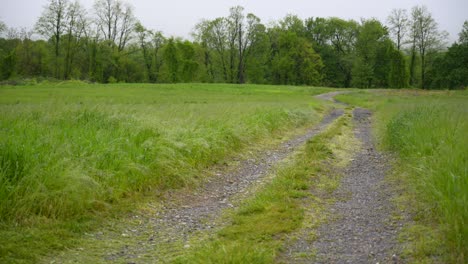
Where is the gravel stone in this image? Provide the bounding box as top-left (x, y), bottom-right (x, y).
top-left (311, 108), bottom-right (402, 264)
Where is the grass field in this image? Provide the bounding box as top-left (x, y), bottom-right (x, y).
top-left (2, 83), bottom-right (466, 263)
top-left (337, 90), bottom-right (468, 263)
top-left (0, 82), bottom-right (333, 262)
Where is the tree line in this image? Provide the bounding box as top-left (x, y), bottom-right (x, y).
top-left (0, 0), bottom-right (466, 89)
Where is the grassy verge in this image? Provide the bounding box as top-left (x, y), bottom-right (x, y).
top-left (337, 90), bottom-right (468, 263)
top-left (0, 83), bottom-right (334, 263)
top-left (174, 110), bottom-right (356, 263)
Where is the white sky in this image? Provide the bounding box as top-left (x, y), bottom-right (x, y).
top-left (1, 0), bottom-right (467, 42)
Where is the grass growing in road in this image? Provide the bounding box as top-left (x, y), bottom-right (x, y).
top-left (0, 82), bottom-right (333, 263)
top-left (337, 90), bottom-right (468, 263)
top-left (175, 111), bottom-right (355, 263)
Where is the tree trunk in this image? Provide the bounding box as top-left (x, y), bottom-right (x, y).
top-left (409, 45), bottom-right (416, 87)
top-left (421, 52), bottom-right (425, 89)
top-left (237, 27), bottom-right (245, 84)
top-left (55, 34), bottom-right (60, 79)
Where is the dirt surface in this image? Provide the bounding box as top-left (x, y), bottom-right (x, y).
top-left (46, 93), bottom-right (345, 263)
top-left (314, 91), bottom-right (350, 104)
top-left (311, 108), bottom-right (402, 263)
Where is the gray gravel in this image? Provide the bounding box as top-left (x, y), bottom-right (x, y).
top-left (314, 91), bottom-right (350, 104)
top-left (311, 108), bottom-right (402, 264)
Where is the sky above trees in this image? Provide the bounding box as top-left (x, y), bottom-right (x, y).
top-left (1, 0), bottom-right (467, 42)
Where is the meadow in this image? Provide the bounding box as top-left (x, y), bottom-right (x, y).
top-left (1, 83), bottom-right (466, 263)
top-left (0, 82), bottom-right (331, 262)
top-left (337, 90), bottom-right (468, 263)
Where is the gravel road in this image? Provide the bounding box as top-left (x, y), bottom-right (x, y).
top-left (312, 108), bottom-right (402, 264)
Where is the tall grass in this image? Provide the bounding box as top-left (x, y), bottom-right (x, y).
top-left (0, 83), bottom-right (329, 224)
top-left (385, 102), bottom-right (467, 262)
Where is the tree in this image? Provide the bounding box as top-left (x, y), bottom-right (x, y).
top-left (162, 38), bottom-right (179, 83)
top-left (237, 13), bottom-right (263, 84)
top-left (226, 6), bottom-right (241, 83)
top-left (150, 31), bottom-right (165, 82)
top-left (410, 5), bottom-right (446, 89)
top-left (193, 20), bottom-right (215, 82)
top-left (0, 20), bottom-right (6, 35)
top-left (280, 15), bottom-right (306, 37)
top-left (352, 19), bottom-right (390, 88)
top-left (225, 6), bottom-right (263, 84)
top-left (14, 29), bottom-right (47, 78)
top-left (93, 0), bottom-right (136, 51)
top-left (387, 8), bottom-right (409, 51)
top-left (177, 40), bottom-right (198, 82)
top-left (245, 23), bottom-right (269, 84)
top-left (194, 18), bottom-right (229, 82)
top-left (389, 49), bottom-right (408, 88)
top-left (63, 0), bottom-right (87, 79)
top-left (135, 22), bottom-right (153, 81)
top-left (459, 21), bottom-right (468, 44)
top-left (270, 28), bottom-right (323, 86)
top-left (35, 0), bottom-right (69, 78)
top-left (428, 21), bottom-right (468, 89)
top-left (325, 18), bottom-right (359, 87)
top-left (193, 6), bottom-right (264, 84)
top-left (305, 17), bottom-right (329, 48)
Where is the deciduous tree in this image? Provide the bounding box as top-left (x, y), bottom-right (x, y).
top-left (64, 0), bottom-right (87, 79)
top-left (410, 5), bottom-right (446, 89)
top-left (35, 0), bottom-right (69, 78)
top-left (93, 0), bottom-right (136, 51)
top-left (387, 8), bottom-right (409, 51)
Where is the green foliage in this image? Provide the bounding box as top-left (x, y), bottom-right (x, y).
top-left (352, 19), bottom-right (395, 88)
top-left (459, 21), bottom-right (468, 44)
top-left (177, 40), bottom-right (199, 82)
top-left (270, 29), bottom-right (323, 85)
top-left (389, 49), bottom-right (408, 88)
top-left (161, 38), bottom-right (179, 83)
top-left (427, 41), bottom-right (468, 89)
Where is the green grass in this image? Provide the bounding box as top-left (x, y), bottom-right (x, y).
top-left (0, 82), bottom-right (333, 263)
top-left (174, 111), bottom-right (354, 263)
top-left (337, 89), bottom-right (468, 263)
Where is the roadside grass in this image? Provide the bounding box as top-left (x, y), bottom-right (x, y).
top-left (0, 83), bottom-right (334, 263)
top-left (337, 90), bottom-right (468, 263)
top-left (174, 110), bottom-right (355, 263)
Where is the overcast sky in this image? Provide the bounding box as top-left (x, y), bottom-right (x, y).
top-left (1, 0), bottom-right (467, 42)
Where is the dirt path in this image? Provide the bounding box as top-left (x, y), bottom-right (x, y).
top-left (314, 91), bottom-right (350, 104)
top-left (46, 93), bottom-right (346, 263)
top-left (311, 108), bottom-right (401, 263)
